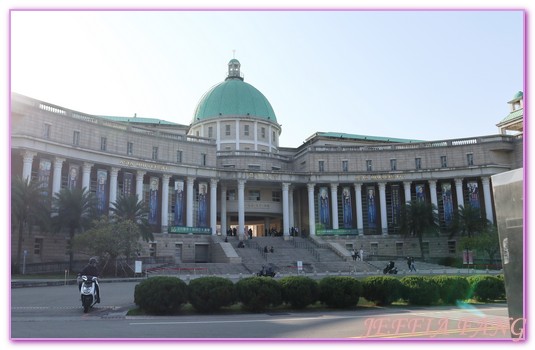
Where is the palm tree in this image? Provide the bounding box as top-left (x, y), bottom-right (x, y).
top-left (452, 204), bottom-right (489, 238)
top-left (11, 176), bottom-right (50, 273)
top-left (109, 194), bottom-right (153, 242)
top-left (399, 200), bottom-right (439, 259)
top-left (52, 187), bottom-right (96, 271)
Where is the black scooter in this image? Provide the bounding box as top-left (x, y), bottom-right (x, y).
top-left (257, 266), bottom-right (276, 277)
top-left (383, 261), bottom-right (398, 274)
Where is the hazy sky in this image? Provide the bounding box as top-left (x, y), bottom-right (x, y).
top-left (10, 10), bottom-right (524, 148)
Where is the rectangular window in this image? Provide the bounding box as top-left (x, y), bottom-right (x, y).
top-left (271, 166), bottom-right (281, 171)
top-left (201, 153), bottom-right (207, 166)
top-left (227, 189), bottom-right (236, 201)
top-left (390, 159), bottom-right (397, 171)
top-left (448, 240), bottom-right (457, 254)
top-left (73, 131), bottom-right (80, 145)
top-left (441, 156), bottom-right (447, 168)
top-left (396, 242), bottom-right (404, 256)
top-left (319, 160), bottom-right (325, 172)
top-left (272, 191), bottom-right (281, 202)
top-left (415, 157), bottom-right (422, 170)
top-left (467, 153), bottom-right (474, 166)
top-left (248, 190), bottom-right (261, 201)
top-left (100, 137), bottom-right (107, 151)
top-left (152, 146), bottom-right (158, 160)
top-left (34, 238), bottom-right (43, 255)
top-left (244, 125), bottom-right (249, 136)
top-left (342, 160), bottom-right (348, 172)
top-left (208, 126), bottom-right (213, 138)
top-left (176, 150), bottom-right (183, 163)
top-left (370, 243), bottom-right (379, 256)
top-left (127, 142), bottom-right (133, 156)
top-left (43, 123), bottom-right (51, 139)
top-left (248, 165), bottom-right (261, 170)
top-left (225, 124), bottom-right (231, 136)
top-left (366, 160), bottom-right (373, 172)
top-left (272, 131), bottom-right (276, 142)
top-left (422, 242), bottom-right (430, 256)
top-left (261, 127), bottom-right (266, 138)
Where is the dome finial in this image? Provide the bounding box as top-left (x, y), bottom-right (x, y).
top-left (226, 57), bottom-right (244, 81)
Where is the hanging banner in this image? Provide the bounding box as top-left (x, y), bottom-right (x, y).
top-left (367, 187), bottom-right (376, 227)
top-left (342, 187), bottom-right (352, 228)
top-left (391, 185), bottom-right (400, 225)
top-left (467, 181), bottom-right (480, 209)
top-left (68, 164), bottom-right (79, 190)
top-left (198, 182), bottom-right (208, 227)
top-left (318, 187), bottom-right (330, 228)
top-left (442, 183), bottom-right (454, 225)
top-left (38, 159), bottom-right (51, 196)
top-left (96, 169), bottom-right (107, 214)
top-left (416, 184), bottom-right (425, 202)
top-left (174, 180), bottom-right (184, 226)
top-left (149, 177), bottom-right (159, 225)
top-left (463, 250), bottom-right (474, 265)
top-left (123, 172), bottom-right (133, 197)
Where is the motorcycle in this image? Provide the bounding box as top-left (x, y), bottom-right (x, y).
top-left (78, 274), bottom-right (99, 313)
top-left (256, 266), bottom-right (276, 277)
top-left (383, 261), bottom-right (398, 274)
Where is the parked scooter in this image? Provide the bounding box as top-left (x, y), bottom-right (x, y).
top-left (257, 265), bottom-right (276, 277)
top-left (78, 274), bottom-right (99, 313)
top-left (383, 261), bottom-right (398, 274)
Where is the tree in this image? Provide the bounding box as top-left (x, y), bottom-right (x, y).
top-left (52, 187), bottom-right (96, 271)
top-left (110, 194), bottom-right (154, 242)
top-left (73, 218), bottom-right (142, 276)
top-left (399, 200), bottom-right (439, 259)
top-left (460, 225), bottom-right (501, 264)
top-left (11, 176), bottom-right (50, 273)
top-left (451, 204), bottom-right (489, 238)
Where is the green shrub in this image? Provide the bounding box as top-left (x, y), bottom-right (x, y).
top-left (134, 276), bottom-right (188, 315)
top-left (432, 275), bottom-right (469, 304)
top-left (361, 276), bottom-right (403, 306)
top-left (400, 276), bottom-right (440, 305)
top-left (319, 276), bottom-right (362, 308)
top-left (279, 276), bottom-right (319, 309)
top-left (235, 277), bottom-right (282, 312)
top-left (437, 256), bottom-right (462, 268)
top-left (466, 275), bottom-right (505, 302)
top-left (188, 276), bottom-right (236, 313)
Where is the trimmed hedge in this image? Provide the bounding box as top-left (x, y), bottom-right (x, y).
top-left (236, 276), bottom-right (282, 312)
top-left (432, 275), bottom-right (469, 304)
top-left (400, 276), bottom-right (440, 305)
top-left (319, 276), bottom-right (362, 308)
top-left (279, 276), bottom-right (319, 309)
top-left (188, 276), bottom-right (236, 313)
top-left (134, 276), bottom-right (188, 315)
top-left (361, 276), bottom-right (403, 306)
top-left (466, 275), bottom-right (505, 302)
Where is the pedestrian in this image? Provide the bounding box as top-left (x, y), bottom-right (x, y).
top-left (410, 257), bottom-right (417, 272)
top-left (270, 246), bottom-right (274, 253)
top-left (351, 249), bottom-right (357, 261)
top-left (406, 257), bottom-right (412, 270)
top-left (359, 248), bottom-right (364, 261)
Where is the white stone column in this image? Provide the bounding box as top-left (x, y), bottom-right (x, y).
top-left (161, 174), bottom-right (170, 232)
top-left (354, 183), bottom-right (364, 235)
top-left (21, 151), bottom-right (36, 182)
top-left (52, 157), bottom-right (65, 195)
top-left (454, 178), bottom-right (464, 209)
top-left (429, 180), bottom-right (438, 208)
top-left (221, 186), bottom-right (227, 236)
top-left (403, 181), bottom-right (412, 203)
top-left (481, 177), bottom-right (494, 224)
top-left (289, 186), bottom-right (295, 229)
top-left (330, 183), bottom-right (339, 230)
top-left (282, 183), bottom-right (290, 237)
top-left (307, 183), bottom-right (316, 236)
top-left (82, 163), bottom-right (93, 192)
top-left (378, 182), bottom-right (388, 235)
top-left (238, 179), bottom-right (246, 239)
top-left (109, 167), bottom-right (120, 210)
top-left (210, 178), bottom-right (218, 235)
top-left (135, 171), bottom-right (146, 203)
top-left (186, 177), bottom-right (195, 228)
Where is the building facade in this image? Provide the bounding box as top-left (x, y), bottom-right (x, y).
top-left (11, 59), bottom-right (523, 264)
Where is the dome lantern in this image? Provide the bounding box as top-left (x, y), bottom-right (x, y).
top-left (226, 59), bottom-right (244, 81)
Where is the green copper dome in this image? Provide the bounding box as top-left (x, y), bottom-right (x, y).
top-left (192, 60), bottom-right (277, 124)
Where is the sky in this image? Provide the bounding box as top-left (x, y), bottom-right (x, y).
top-left (9, 9), bottom-right (524, 148)
top-left (1, 1), bottom-right (531, 350)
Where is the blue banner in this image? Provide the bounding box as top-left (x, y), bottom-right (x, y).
top-left (123, 172), bottom-right (133, 196)
top-left (96, 169), bottom-right (107, 214)
top-left (342, 187), bottom-right (352, 228)
top-left (367, 187), bottom-right (376, 227)
top-left (68, 165), bottom-right (79, 190)
top-left (318, 187), bottom-right (330, 228)
top-left (38, 159), bottom-right (51, 196)
top-left (149, 177), bottom-right (159, 225)
top-left (391, 185), bottom-right (400, 225)
top-left (467, 181), bottom-right (480, 209)
top-left (198, 182), bottom-right (208, 227)
top-left (174, 180), bottom-right (184, 226)
top-left (442, 183), bottom-right (453, 225)
top-left (416, 184), bottom-right (425, 202)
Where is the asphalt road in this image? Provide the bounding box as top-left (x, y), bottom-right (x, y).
top-left (10, 281), bottom-right (519, 341)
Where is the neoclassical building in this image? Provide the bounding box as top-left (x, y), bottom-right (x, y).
top-left (11, 59), bottom-right (523, 264)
